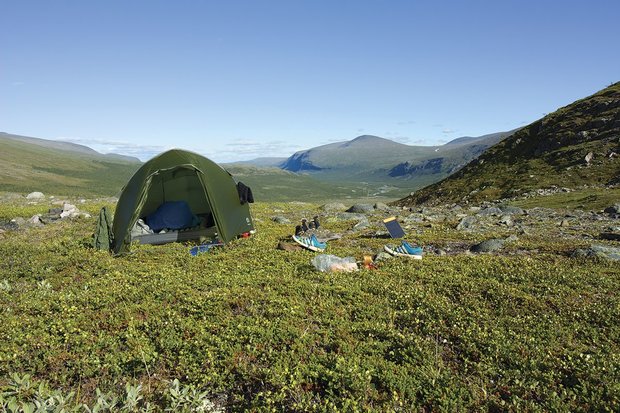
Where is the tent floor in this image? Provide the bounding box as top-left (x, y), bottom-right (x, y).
top-left (132, 226), bottom-right (218, 246)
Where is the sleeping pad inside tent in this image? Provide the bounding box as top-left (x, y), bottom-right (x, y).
top-left (111, 149), bottom-right (254, 254)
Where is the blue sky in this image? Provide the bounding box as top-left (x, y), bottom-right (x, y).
top-left (2, 1), bottom-right (619, 162)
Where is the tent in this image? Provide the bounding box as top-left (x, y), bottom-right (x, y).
top-left (111, 149), bottom-right (254, 253)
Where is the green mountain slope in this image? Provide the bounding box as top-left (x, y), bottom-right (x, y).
top-left (0, 133), bottom-right (384, 201)
top-left (224, 165), bottom-right (385, 202)
top-left (280, 132), bottom-right (516, 187)
top-left (0, 134), bottom-right (142, 196)
top-left (394, 82), bottom-right (620, 206)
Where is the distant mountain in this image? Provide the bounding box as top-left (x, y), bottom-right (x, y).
top-left (394, 82), bottom-right (620, 207)
top-left (226, 157), bottom-right (288, 168)
top-left (0, 132), bottom-right (141, 162)
top-left (443, 130), bottom-right (518, 147)
top-left (0, 132), bottom-right (374, 201)
top-left (279, 132), bottom-right (516, 190)
top-left (0, 133), bottom-right (142, 196)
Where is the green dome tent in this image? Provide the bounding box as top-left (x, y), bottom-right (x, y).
top-left (111, 149), bottom-right (254, 254)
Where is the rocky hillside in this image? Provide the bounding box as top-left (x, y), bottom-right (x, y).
top-left (394, 82), bottom-right (620, 207)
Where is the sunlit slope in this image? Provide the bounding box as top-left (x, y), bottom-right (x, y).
top-left (0, 135), bottom-right (141, 196)
top-left (395, 82), bottom-right (620, 206)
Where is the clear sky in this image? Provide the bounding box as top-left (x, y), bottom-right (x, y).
top-left (2, 1), bottom-right (619, 162)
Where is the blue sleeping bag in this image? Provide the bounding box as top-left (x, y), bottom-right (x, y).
top-left (145, 201), bottom-right (199, 232)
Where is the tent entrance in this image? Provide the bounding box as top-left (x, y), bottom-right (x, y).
top-left (140, 166), bottom-right (212, 219)
top-left (131, 166), bottom-right (220, 245)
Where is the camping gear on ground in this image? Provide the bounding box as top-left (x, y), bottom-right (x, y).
top-left (383, 216), bottom-right (406, 238)
top-left (296, 216), bottom-right (322, 235)
top-left (189, 240), bottom-right (224, 256)
top-left (307, 215), bottom-right (320, 230)
top-left (292, 233), bottom-right (327, 252)
top-left (111, 149), bottom-right (255, 254)
top-left (93, 206), bottom-right (114, 250)
top-left (384, 241), bottom-right (423, 259)
top-left (312, 254), bottom-right (358, 272)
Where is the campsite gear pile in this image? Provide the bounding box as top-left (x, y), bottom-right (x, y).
top-left (92, 149), bottom-right (426, 265)
top-left (295, 216), bottom-right (320, 236)
top-left (287, 211), bottom-right (424, 268)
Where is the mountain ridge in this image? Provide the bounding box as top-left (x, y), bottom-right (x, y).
top-left (0, 132), bottom-right (141, 162)
top-left (280, 130), bottom-right (516, 189)
top-left (394, 82), bottom-right (620, 207)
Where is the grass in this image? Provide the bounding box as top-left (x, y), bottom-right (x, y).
top-left (1, 198), bottom-right (619, 411)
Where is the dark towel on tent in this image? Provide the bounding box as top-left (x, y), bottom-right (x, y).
top-left (237, 181), bottom-right (254, 204)
top-left (145, 201), bottom-right (198, 232)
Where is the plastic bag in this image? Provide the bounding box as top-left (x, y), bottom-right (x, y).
top-left (311, 254), bottom-right (358, 272)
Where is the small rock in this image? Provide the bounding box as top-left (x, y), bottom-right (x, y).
top-left (0, 221), bottom-right (18, 231)
top-left (477, 207), bottom-right (503, 217)
top-left (498, 215), bottom-right (513, 227)
top-left (374, 202), bottom-right (390, 211)
top-left (11, 217), bottom-right (26, 227)
top-left (470, 239), bottom-right (505, 253)
top-left (39, 212), bottom-right (62, 224)
top-left (456, 216), bottom-right (477, 230)
top-left (320, 203), bottom-right (347, 212)
top-left (277, 241), bottom-right (303, 252)
top-left (590, 245), bottom-right (620, 261)
top-left (346, 204), bottom-right (375, 214)
top-left (585, 152), bottom-right (594, 164)
top-left (26, 192), bottom-right (45, 200)
top-left (271, 216), bottom-right (291, 224)
top-left (560, 219), bottom-right (571, 227)
top-left (404, 214), bottom-right (424, 224)
top-left (353, 218), bottom-right (370, 231)
top-left (572, 245), bottom-right (620, 261)
top-left (603, 204), bottom-right (620, 214)
top-left (599, 233), bottom-right (620, 241)
top-left (28, 215), bottom-right (43, 225)
top-left (499, 205), bottom-right (525, 215)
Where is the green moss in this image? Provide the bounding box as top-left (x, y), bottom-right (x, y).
top-left (1, 201), bottom-right (619, 411)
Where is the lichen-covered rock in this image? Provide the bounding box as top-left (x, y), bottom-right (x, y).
top-left (320, 203), bottom-right (347, 212)
top-left (26, 192), bottom-right (45, 200)
top-left (346, 204), bottom-right (375, 214)
top-left (470, 239), bottom-right (505, 253)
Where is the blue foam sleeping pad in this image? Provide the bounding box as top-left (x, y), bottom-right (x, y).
top-left (145, 201), bottom-right (198, 232)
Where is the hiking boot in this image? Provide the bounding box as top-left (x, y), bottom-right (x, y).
top-left (300, 219), bottom-right (309, 232)
top-left (293, 234), bottom-right (327, 252)
top-left (384, 241), bottom-right (423, 259)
